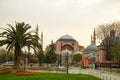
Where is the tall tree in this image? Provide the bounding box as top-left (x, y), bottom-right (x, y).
top-left (37, 48), bottom-right (44, 66)
top-left (45, 41), bottom-right (57, 64)
top-left (0, 48), bottom-right (7, 63)
top-left (96, 21), bottom-right (120, 61)
top-left (35, 26), bottom-right (44, 66)
top-left (0, 22), bottom-right (41, 69)
top-left (111, 44), bottom-right (120, 62)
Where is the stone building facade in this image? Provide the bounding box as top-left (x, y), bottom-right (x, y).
top-left (55, 34), bottom-right (84, 54)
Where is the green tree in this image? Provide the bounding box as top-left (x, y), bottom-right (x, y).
top-left (111, 44), bottom-right (120, 62)
top-left (45, 53), bottom-right (53, 64)
top-left (0, 48), bottom-right (14, 63)
top-left (96, 21), bottom-right (120, 61)
top-left (37, 50), bottom-right (44, 66)
top-left (45, 41), bottom-right (57, 64)
top-left (0, 48), bottom-right (7, 63)
top-left (34, 26), bottom-right (44, 66)
top-left (73, 54), bottom-right (82, 63)
top-left (0, 22), bottom-right (41, 69)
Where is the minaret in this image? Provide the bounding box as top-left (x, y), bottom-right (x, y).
top-left (93, 28), bottom-right (96, 45)
top-left (36, 24), bottom-right (43, 50)
top-left (91, 34), bottom-right (93, 44)
top-left (36, 25), bottom-right (39, 53)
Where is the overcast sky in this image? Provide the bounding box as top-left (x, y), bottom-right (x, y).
top-left (0, 0), bottom-right (120, 50)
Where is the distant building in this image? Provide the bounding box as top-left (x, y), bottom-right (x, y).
top-left (55, 34), bottom-right (84, 65)
top-left (81, 44), bottom-right (97, 67)
top-left (96, 45), bottom-right (106, 63)
top-left (55, 34), bottom-right (84, 54)
top-left (95, 30), bottom-right (120, 69)
top-left (81, 29), bottom-right (97, 67)
top-left (96, 30), bottom-right (120, 63)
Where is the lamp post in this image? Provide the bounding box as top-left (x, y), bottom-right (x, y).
top-left (61, 49), bottom-right (71, 74)
top-left (66, 52), bottom-right (69, 74)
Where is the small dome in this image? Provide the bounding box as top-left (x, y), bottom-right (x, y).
top-left (88, 53), bottom-right (95, 59)
top-left (61, 50), bottom-right (72, 56)
top-left (86, 45), bottom-right (97, 51)
top-left (58, 34), bottom-right (76, 42)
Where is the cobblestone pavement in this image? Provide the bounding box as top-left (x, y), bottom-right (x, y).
top-left (27, 67), bottom-right (120, 80)
top-left (69, 68), bottom-right (120, 80)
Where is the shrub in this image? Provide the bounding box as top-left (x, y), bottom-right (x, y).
top-left (73, 54), bottom-right (82, 63)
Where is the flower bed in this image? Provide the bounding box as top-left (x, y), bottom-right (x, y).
top-left (0, 69), bottom-right (12, 74)
top-left (16, 71), bottom-right (35, 75)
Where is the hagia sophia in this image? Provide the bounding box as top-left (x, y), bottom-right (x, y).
top-left (55, 34), bottom-right (84, 64)
top-left (47, 28), bottom-right (105, 67)
top-left (55, 34), bottom-right (84, 53)
top-left (44, 28), bottom-right (118, 68)
top-left (54, 29), bottom-right (102, 67)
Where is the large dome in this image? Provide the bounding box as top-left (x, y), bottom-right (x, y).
top-left (58, 34), bottom-right (76, 42)
top-left (86, 45), bottom-right (97, 51)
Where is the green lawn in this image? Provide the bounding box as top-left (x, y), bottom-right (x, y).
top-left (0, 73), bottom-right (101, 80)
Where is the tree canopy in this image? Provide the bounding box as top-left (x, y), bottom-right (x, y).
top-left (96, 21), bottom-right (120, 61)
top-left (73, 54), bottom-right (82, 63)
top-left (45, 41), bottom-right (57, 64)
top-left (0, 22), bottom-right (42, 68)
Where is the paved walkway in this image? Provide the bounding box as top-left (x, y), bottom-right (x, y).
top-left (69, 68), bottom-right (120, 80)
top-left (88, 69), bottom-right (120, 80)
top-left (27, 67), bottom-right (120, 80)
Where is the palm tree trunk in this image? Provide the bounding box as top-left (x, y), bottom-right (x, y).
top-left (14, 43), bottom-right (21, 69)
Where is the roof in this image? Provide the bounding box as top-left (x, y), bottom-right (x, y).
top-left (86, 45), bottom-right (97, 51)
top-left (57, 34), bottom-right (76, 42)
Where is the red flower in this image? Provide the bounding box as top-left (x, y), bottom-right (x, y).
top-left (0, 69), bottom-right (12, 74)
top-left (16, 72), bottom-right (34, 75)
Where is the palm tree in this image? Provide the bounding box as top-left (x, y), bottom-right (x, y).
top-left (0, 22), bottom-right (41, 69)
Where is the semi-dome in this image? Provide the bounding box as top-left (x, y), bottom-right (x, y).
top-left (61, 50), bottom-right (72, 56)
top-left (86, 45), bottom-right (97, 51)
top-left (58, 34), bottom-right (76, 42)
